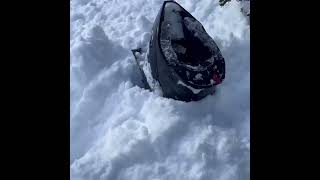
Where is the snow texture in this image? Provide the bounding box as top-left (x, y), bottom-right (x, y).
top-left (70, 0), bottom-right (250, 180)
top-left (160, 39), bottom-right (178, 65)
top-left (136, 47), bottom-right (163, 95)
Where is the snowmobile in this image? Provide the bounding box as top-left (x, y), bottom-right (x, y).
top-left (132, 1), bottom-right (225, 102)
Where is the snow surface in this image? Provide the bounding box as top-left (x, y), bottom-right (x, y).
top-left (70, 0), bottom-right (250, 180)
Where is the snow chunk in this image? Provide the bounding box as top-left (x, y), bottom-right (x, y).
top-left (160, 40), bottom-right (178, 65)
top-left (194, 73), bottom-right (203, 80)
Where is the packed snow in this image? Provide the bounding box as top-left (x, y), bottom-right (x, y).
top-left (160, 39), bottom-right (178, 65)
top-left (135, 48), bottom-right (163, 95)
top-left (70, 0), bottom-right (250, 180)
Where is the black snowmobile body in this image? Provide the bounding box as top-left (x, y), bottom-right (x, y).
top-left (133, 1), bottom-right (225, 102)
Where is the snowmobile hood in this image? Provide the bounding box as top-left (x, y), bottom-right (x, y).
top-left (141, 0), bottom-right (225, 101)
top-left (157, 1), bottom-right (225, 88)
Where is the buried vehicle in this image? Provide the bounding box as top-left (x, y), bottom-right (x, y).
top-left (132, 1), bottom-right (225, 102)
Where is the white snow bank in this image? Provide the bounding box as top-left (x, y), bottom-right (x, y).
top-left (70, 0), bottom-right (250, 179)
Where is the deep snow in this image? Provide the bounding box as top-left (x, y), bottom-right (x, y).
top-left (70, 0), bottom-right (250, 180)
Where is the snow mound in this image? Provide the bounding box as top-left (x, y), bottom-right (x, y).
top-left (70, 0), bottom-right (250, 180)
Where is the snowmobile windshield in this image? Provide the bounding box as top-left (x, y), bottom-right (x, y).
top-left (159, 1), bottom-right (223, 88)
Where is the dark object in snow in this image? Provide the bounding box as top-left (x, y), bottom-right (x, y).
top-left (220, 0), bottom-right (250, 6)
top-left (131, 48), bottom-right (151, 90)
top-left (132, 1), bottom-right (225, 102)
top-left (219, 0), bottom-right (232, 6)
